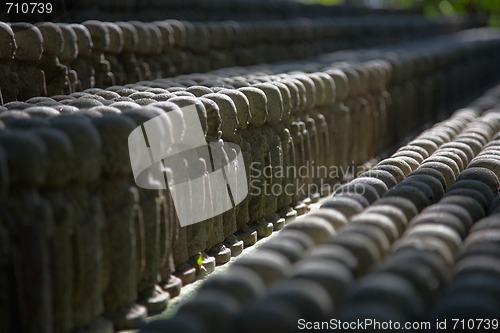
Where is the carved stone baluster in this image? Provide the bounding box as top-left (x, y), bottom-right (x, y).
top-left (0, 131), bottom-right (53, 333)
top-left (69, 24), bottom-right (95, 90)
top-left (50, 115), bottom-right (112, 333)
top-left (82, 21), bottom-right (114, 88)
top-left (38, 23), bottom-right (68, 97)
top-left (0, 23), bottom-right (18, 103)
top-left (11, 23), bottom-right (47, 100)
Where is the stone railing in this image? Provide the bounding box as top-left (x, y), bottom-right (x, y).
top-left (0, 15), bottom-right (485, 104)
top-left (1, 26), bottom-right (500, 332)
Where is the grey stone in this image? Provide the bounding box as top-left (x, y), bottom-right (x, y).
top-left (50, 115), bottom-right (112, 332)
top-left (0, 131), bottom-right (53, 333)
top-left (0, 22), bottom-right (18, 103)
top-left (11, 23), bottom-right (46, 99)
top-left (38, 23), bottom-right (68, 96)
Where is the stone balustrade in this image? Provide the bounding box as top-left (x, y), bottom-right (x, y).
top-left (0, 7), bottom-right (499, 333)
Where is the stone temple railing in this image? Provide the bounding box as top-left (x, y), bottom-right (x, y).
top-left (144, 81), bottom-right (500, 333)
top-left (0, 0), bottom-right (484, 23)
top-left (1, 25), bottom-right (500, 332)
top-left (0, 14), bottom-right (485, 104)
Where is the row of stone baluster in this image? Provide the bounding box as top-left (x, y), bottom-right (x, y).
top-left (140, 79), bottom-right (500, 333)
top-left (0, 0), bottom-right (482, 23)
top-left (0, 15), bottom-right (484, 104)
top-left (1, 27), bottom-right (500, 333)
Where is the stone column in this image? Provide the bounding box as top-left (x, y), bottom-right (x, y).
top-left (34, 126), bottom-right (75, 333)
top-left (237, 86), bottom-right (275, 235)
top-left (123, 105), bottom-right (182, 298)
top-left (167, 97), bottom-right (211, 263)
top-left (104, 23), bottom-right (126, 86)
top-left (153, 21), bottom-right (175, 77)
top-left (129, 22), bottom-right (153, 81)
top-left (90, 113), bottom-right (148, 330)
top-left (0, 131), bottom-right (53, 333)
top-left (325, 68), bottom-right (351, 179)
top-left (0, 145), bottom-right (12, 332)
top-left (0, 22), bottom-right (18, 103)
top-left (50, 115), bottom-right (112, 333)
top-left (215, 89), bottom-right (257, 246)
top-left (274, 78), bottom-right (299, 220)
top-left (290, 73), bottom-right (316, 204)
top-left (281, 76), bottom-right (307, 214)
top-left (3, 119), bottom-right (77, 333)
top-left (197, 97), bottom-right (227, 255)
top-left (165, 20), bottom-right (189, 75)
top-left (384, 55), bottom-right (406, 144)
top-left (11, 23), bottom-right (47, 100)
top-left (38, 23), bottom-right (69, 96)
top-left (310, 72), bottom-right (335, 187)
top-left (253, 82), bottom-right (286, 229)
top-left (305, 72), bottom-right (330, 197)
top-left (144, 23), bottom-right (164, 79)
top-left (82, 21), bottom-right (114, 88)
top-left (203, 93), bottom-right (240, 261)
top-left (57, 24), bottom-right (80, 94)
top-left (334, 64), bottom-right (365, 169)
top-left (365, 60), bottom-right (391, 156)
top-left (116, 22), bottom-right (142, 83)
top-left (197, 93), bottom-right (234, 265)
top-left (69, 24), bottom-right (95, 90)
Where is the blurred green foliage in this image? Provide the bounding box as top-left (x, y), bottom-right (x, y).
top-left (300, 0), bottom-right (343, 4)
top-left (300, 0), bottom-right (500, 26)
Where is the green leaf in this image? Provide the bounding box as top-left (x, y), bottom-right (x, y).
top-left (197, 254), bottom-right (203, 268)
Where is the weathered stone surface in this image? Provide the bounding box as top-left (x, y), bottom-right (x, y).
top-left (197, 266), bottom-right (265, 305)
top-left (347, 272), bottom-right (425, 320)
top-left (176, 290), bottom-right (239, 333)
top-left (0, 131), bottom-right (53, 333)
top-left (283, 216), bottom-right (335, 245)
top-left (0, 22), bottom-right (18, 103)
top-left (83, 21), bottom-right (114, 88)
top-left (34, 126), bottom-right (75, 333)
top-left (49, 115), bottom-right (111, 331)
top-left (122, 107), bottom-right (178, 301)
top-left (264, 280), bottom-right (334, 321)
top-left (39, 23), bottom-right (68, 96)
top-left (57, 24), bottom-right (79, 94)
top-left (320, 196), bottom-right (365, 219)
top-left (291, 258), bottom-right (354, 306)
top-left (11, 23), bottom-right (46, 100)
top-left (90, 114), bottom-right (148, 328)
top-left (230, 251), bottom-right (289, 287)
